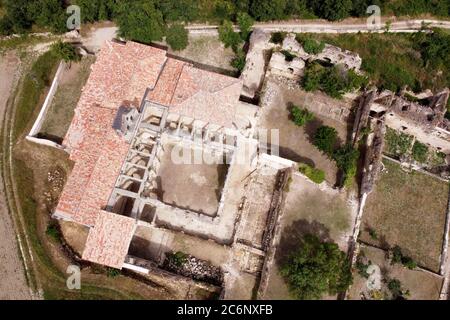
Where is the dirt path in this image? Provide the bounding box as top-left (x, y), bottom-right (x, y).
top-left (0, 52), bottom-right (32, 299)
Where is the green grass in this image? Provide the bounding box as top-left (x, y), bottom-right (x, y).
top-left (361, 159), bottom-right (449, 272)
top-left (306, 33), bottom-right (449, 92)
top-left (298, 163), bottom-right (325, 184)
top-left (13, 49), bottom-right (60, 141)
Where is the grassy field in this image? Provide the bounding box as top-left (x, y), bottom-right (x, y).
top-left (308, 32), bottom-right (449, 93)
top-left (40, 56), bottom-right (95, 141)
top-left (360, 159), bottom-right (449, 272)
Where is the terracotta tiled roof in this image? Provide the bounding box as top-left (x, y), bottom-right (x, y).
top-left (82, 210), bottom-right (136, 269)
top-left (149, 61), bottom-right (243, 127)
top-left (56, 41), bottom-right (167, 226)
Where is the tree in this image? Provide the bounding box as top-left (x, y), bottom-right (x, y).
top-left (290, 105), bottom-right (314, 126)
top-left (314, 125), bottom-right (338, 156)
top-left (116, 0), bottom-right (165, 43)
top-left (236, 12), bottom-right (254, 40)
top-left (218, 20), bottom-right (242, 51)
top-left (231, 48), bottom-right (246, 72)
top-left (249, 0), bottom-right (287, 21)
top-left (280, 234), bottom-right (352, 299)
top-left (310, 0), bottom-right (352, 21)
top-left (333, 143), bottom-right (359, 186)
top-left (158, 0), bottom-right (198, 22)
top-left (166, 23), bottom-right (188, 51)
top-left (51, 41), bottom-right (80, 62)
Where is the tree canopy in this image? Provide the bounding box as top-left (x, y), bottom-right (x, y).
top-left (165, 23), bottom-right (188, 51)
top-left (116, 0), bottom-right (165, 43)
top-left (280, 234), bottom-right (352, 299)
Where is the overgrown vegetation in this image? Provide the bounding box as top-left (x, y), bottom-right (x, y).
top-left (51, 41), bottom-right (80, 62)
top-left (270, 32), bottom-right (286, 45)
top-left (298, 163), bottom-right (325, 184)
top-left (218, 14), bottom-right (253, 73)
top-left (411, 141), bottom-right (429, 163)
top-left (296, 34), bottom-right (325, 54)
top-left (166, 251), bottom-right (188, 267)
top-left (14, 49), bottom-right (60, 141)
top-left (280, 234), bottom-right (352, 299)
top-left (307, 31), bottom-right (450, 92)
top-left (289, 105), bottom-right (314, 126)
top-left (387, 278), bottom-right (409, 300)
top-left (333, 143), bottom-right (359, 187)
top-left (391, 246), bottom-right (417, 270)
top-left (302, 62), bottom-right (367, 99)
top-left (384, 127), bottom-right (413, 158)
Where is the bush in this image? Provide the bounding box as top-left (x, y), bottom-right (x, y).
top-left (269, 32), bottom-right (286, 45)
top-left (249, 0), bottom-right (287, 21)
top-left (167, 251), bottom-right (188, 267)
top-left (314, 126), bottom-right (338, 156)
top-left (45, 223), bottom-right (61, 242)
top-left (280, 234), bottom-right (352, 299)
top-left (296, 35), bottom-right (325, 54)
top-left (106, 267), bottom-right (120, 278)
top-left (333, 144), bottom-right (360, 187)
top-left (231, 48), bottom-right (246, 72)
top-left (166, 23), bottom-right (188, 51)
top-left (298, 163), bottom-right (325, 184)
top-left (391, 245), bottom-right (417, 270)
top-left (290, 105), bottom-right (314, 126)
top-left (51, 41), bottom-right (80, 62)
top-left (280, 50), bottom-right (296, 62)
top-left (412, 141), bottom-right (428, 163)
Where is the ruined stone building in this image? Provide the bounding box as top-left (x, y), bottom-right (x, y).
top-left (53, 40), bottom-right (294, 298)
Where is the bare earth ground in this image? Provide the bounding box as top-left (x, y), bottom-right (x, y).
top-left (40, 56), bottom-right (95, 141)
top-left (258, 79), bottom-right (352, 186)
top-left (167, 34), bottom-right (236, 72)
top-left (0, 51), bottom-right (31, 299)
top-left (348, 245), bottom-right (443, 300)
top-left (262, 173), bottom-right (357, 299)
top-left (360, 159), bottom-right (449, 273)
top-left (157, 144), bottom-right (229, 216)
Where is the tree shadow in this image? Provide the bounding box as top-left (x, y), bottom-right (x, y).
top-left (275, 219), bottom-right (332, 267)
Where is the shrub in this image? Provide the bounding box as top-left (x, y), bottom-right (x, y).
top-left (314, 125), bottom-right (338, 156)
top-left (296, 35), bottom-right (325, 54)
top-left (333, 144), bottom-right (360, 187)
top-left (298, 163), bottom-right (325, 184)
top-left (290, 105), bottom-right (314, 126)
top-left (51, 41), bottom-right (80, 62)
top-left (107, 268), bottom-right (120, 278)
top-left (167, 251), bottom-right (188, 267)
top-left (412, 141), bottom-right (428, 163)
top-left (280, 234), bottom-right (352, 299)
top-left (280, 50), bottom-right (296, 62)
top-left (269, 32), bottom-right (286, 45)
top-left (166, 23), bottom-right (188, 51)
top-left (391, 245), bottom-right (417, 270)
top-left (231, 48), bottom-right (246, 72)
top-left (45, 223), bottom-right (61, 242)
